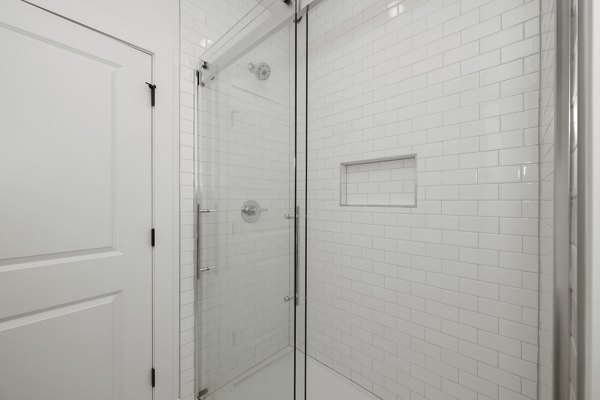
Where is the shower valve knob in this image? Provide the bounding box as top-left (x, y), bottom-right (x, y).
top-left (241, 200), bottom-right (267, 223)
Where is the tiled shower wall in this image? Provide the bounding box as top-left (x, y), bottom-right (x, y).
top-left (180, 1), bottom-right (293, 399)
top-left (305, 1), bottom-right (542, 400)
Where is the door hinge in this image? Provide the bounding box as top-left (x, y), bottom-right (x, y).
top-left (151, 228), bottom-right (156, 247)
top-left (198, 387), bottom-right (209, 399)
top-left (145, 82), bottom-right (157, 106)
top-left (196, 70), bottom-right (200, 86)
top-left (151, 367), bottom-right (156, 388)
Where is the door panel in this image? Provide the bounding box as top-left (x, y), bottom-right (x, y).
top-left (0, 21), bottom-right (115, 259)
top-left (0, 1), bottom-right (153, 399)
top-left (0, 294), bottom-right (122, 400)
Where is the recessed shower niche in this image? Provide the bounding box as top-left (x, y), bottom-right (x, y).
top-left (340, 155), bottom-right (417, 207)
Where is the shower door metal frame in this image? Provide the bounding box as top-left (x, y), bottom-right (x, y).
top-left (555, 0), bottom-right (597, 399)
top-left (576, 0), bottom-right (599, 399)
top-left (554, 0), bottom-right (575, 399)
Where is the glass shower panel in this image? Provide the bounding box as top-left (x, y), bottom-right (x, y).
top-left (294, 9), bottom-right (308, 400)
top-left (195, 4), bottom-right (303, 398)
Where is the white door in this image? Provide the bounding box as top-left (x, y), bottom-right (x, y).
top-left (0, 1), bottom-right (153, 399)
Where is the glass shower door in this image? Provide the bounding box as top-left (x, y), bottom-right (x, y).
top-left (194, 2), bottom-right (303, 399)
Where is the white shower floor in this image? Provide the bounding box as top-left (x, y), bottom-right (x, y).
top-left (206, 348), bottom-right (379, 400)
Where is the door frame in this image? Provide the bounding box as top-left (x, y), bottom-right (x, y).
top-left (579, 0), bottom-right (600, 399)
top-left (17, 1), bottom-right (180, 399)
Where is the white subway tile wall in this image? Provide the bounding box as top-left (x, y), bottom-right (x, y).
top-left (305, 1), bottom-right (542, 400)
top-left (180, 1), bottom-right (555, 400)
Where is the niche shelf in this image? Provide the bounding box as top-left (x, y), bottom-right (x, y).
top-left (340, 154), bottom-right (417, 207)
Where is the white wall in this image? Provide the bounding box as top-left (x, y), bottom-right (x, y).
top-left (304, 2), bottom-right (542, 400)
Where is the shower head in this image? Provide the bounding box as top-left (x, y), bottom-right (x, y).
top-left (248, 62), bottom-right (271, 81)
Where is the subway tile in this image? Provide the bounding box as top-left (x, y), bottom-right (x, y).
top-left (460, 84), bottom-right (500, 107)
top-left (480, 0), bottom-right (523, 21)
top-left (480, 95), bottom-right (524, 118)
top-left (478, 330), bottom-right (522, 358)
top-left (480, 24), bottom-right (524, 53)
top-left (499, 354), bottom-right (538, 381)
top-left (480, 59), bottom-right (524, 85)
top-left (459, 309), bottom-right (499, 333)
top-left (478, 166), bottom-right (522, 183)
top-left (478, 363), bottom-right (522, 393)
top-left (498, 182), bottom-right (539, 200)
top-left (460, 216), bottom-right (499, 233)
top-left (479, 233), bottom-right (523, 252)
top-left (479, 265), bottom-right (522, 287)
top-left (479, 298), bottom-right (522, 322)
top-left (461, 50), bottom-right (501, 75)
top-left (502, 0), bottom-right (541, 28)
top-left (459, 341), bottom-right (498, 366)
top-left (461, 17), bottom-right (501, 44)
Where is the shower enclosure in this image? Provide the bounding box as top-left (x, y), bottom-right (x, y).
top-left (187, 0), bottom-right (575, 399)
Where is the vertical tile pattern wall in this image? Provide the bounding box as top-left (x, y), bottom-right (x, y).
top-left (538, 0), bottom-right (555, 399)
top-left (305, 1), bottom-right (542, 400)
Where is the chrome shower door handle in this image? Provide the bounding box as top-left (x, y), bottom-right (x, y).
top-left (196, 203), bottom-right (216, 278)
top-left (293, 205), bottom-right (300, 306)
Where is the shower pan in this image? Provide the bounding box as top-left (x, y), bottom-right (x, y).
top-left (187, 0), bottom-right (578, 399)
